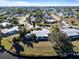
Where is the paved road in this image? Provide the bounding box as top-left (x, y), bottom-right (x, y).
top-left (61, 21), bottom-right (69, 27)
top-left (0, 51), bottom-right (27, 59)
top-left (18, 15), bottom-right (56, 31)
top-left (51, 13), bottom-right (79, 29)
top-left (51, 13), bottom-right (70, 27)
top-left (51, 13), bottom-right (61, 21)
top-left (0, 51), bottom-right (17, 59)
top-left (18, 16), bottom-right (40, 29)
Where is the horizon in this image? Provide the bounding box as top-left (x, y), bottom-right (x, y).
top-left (0, 0), bottom-right (79, 6)
top-left (0, 6), bottom-right (79, 7)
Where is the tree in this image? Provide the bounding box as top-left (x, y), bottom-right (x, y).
top-left (31, 33), bottom-right (38, 43)
top-left (71, 21), bottom-right (75, 25)
top-left (32, 21), bottom-right (36, 28)
top-left (9, 37), bottom-right (24, 55)
top-left (33, 9), bottom-right (44, 23)
top-left (15, 8), bottom-right (23, 14)
top-left (0, 19), bottom-right (3, 23)
top-left (31, 33), bottom-right (36, 39)
top-left (19, 24), bottom-right (28, 38)
top-left (0, 30), bottom-right (3, 45)
top-left (9, 17), bottom-right (19, 25)
top-left (48, 25), bottom-right (74, 56)
top-left (0, 15), bottom-right (7, 23)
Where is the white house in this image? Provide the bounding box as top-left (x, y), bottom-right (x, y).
top-left (30, 16), bottom-right (36, 22)
top-left (25, 29), bottom-right (51, 41)
top-left (30, 29), bottom-right (51, 41)
top-left (2, 26), bottom-right (20, 37)
top-left (26, 14), bottom-right (30, 18)
top-left (60, 27), bottom-right (79, 40)
top-left (58, 12), bottom-right (75, 18)
top-left (46, 17), bottom-right (56, 24)
top-left (44, 14), bottom-right (56, 24)
top-left (0, 22), bottom-right (12, 28)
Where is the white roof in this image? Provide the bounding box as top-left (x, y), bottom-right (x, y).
top-left (60, 27), bottom-right (79, 36)
top-left (46, 19), bottom-right (55, 22)
top-left (2, 26), bottom-right (19, 34)
top-left (58, 13), bottom-right (63, 16)
top-left (31, 29), bottom-right (51, 37)
top-left (0, 22), bottom-right (11, 27)
top-left (61, 21), bottom-right (69, 27)
top-left (31, 17), bottom-right (35, 22)
top-left (26, 14), bottom-right (30, 17)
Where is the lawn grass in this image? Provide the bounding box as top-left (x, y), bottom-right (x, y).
top-left (21, 42), bottom-right (57, 56)
top-left (71, 41), bottom-right (79, 52)
top-left (1, 34), bottom-right (79, 56)
top-left (55, 14), bottom-right (79, 27)
top-left (65, 17), bottom-right (79, 27)
top-left (1, 35), bottom-right (57, 56)
top-left (1, 38), bottom-right (11, 50)
top-left (1, 34), bottom-right (19, 50)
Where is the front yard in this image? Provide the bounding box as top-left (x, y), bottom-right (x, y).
top-left (1, 35), bottom-right (57, 56)
top-left (71, 40), bottom-right (79, 52)
top-left (1, 34), bottom-right (79, 57)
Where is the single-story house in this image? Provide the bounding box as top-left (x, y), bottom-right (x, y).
top-left (30, 29), bottom-right (51, 41)
top-left (44, 14), bottom-right (56, 24)
top-left (26, 14), bottom-right (30, 18)
top-left (25, 29), bottom-right (51, 41)
top-left (60, 27), bottom-right (79, 40)
top-left (2, 26), bottom-right (20, 37)
top-left (0, 22), bottom-right (12, 28)
top-left (58, 12), bottom-right (75, 18)
top-left (45, 17), bottom-right (56, 24)
top-left (31, 16), bottom-right (36, 22)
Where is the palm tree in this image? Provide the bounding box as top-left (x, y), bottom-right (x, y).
top-left (33, 9), bottom-right (44, 23)
top-left (0, 30), bottom-right (3, 45)
top-left (19, 24), bottom-right (28, 38)
top-left (31, 33), bottom-right (38, 43)
top-left (48, 25), bottom-right (74, 56)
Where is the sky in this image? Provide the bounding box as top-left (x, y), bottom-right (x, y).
top-left (0, 0), bottom-right (79, 6)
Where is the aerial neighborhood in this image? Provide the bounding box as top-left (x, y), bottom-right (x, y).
top-left (0, 7), bottom-right (79, 56)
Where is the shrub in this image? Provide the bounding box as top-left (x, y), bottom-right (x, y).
top-left (35, 27), bottom-right (42, 30)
